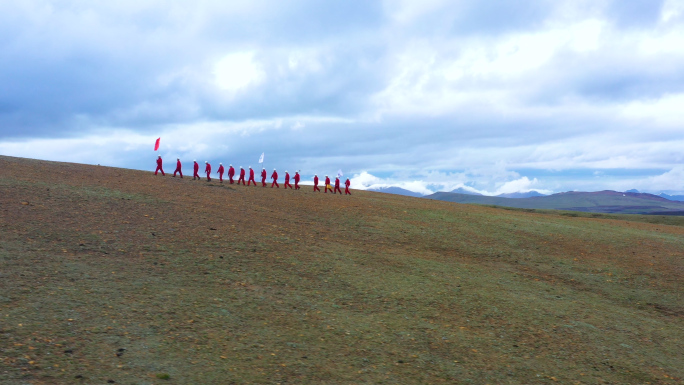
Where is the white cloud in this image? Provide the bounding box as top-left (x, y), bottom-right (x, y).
top-left (350, 171), bottom-right (382, 188)
top-left (0, 119), bottom-right (282, 168)
top-left (287, 49), bottom-right (324, 73)
top-left (349, 171), bottom-right (552, 196)
top-left (384, 0), bottom-right (451, 24)
top-left (372, 18), bottom-right (609, 117)
top-left (0, 130), bottom-right (153, 167)
top-left (637, 25), bottom-right (684, 55)
top-left (635, 166), bottom-right (684, 192)
top-left (213, 52), bottom-right (265, 94)
top-left (661, 0), bottom-right (684, 23)
top-left (619, 93), bottom-right (684, 128)
top-left (3, 1), bottom-right (684, 195)
top-left (494, 176), bottom-right (549, 195)
top-left (350, 171), bottom-right (435, 195)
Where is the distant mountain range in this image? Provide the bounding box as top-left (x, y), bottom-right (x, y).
top-left (627, 189), bottom-right (684, 202)
top-left (367, 186), bottom-right (684, 213)
top-left (449, 188), bottom-right (482, 196)
top-left (658, 193), bottom-right (684, 202)
top-left (366, 187), bottom-right (425, 198)
top-left (424, 190), bottom-right (684, 215)
top-left (449, 188), bottom-right (546, 198)
top-left (625, 189), bottom-right (684, 202)
top-left (369, 186), bottom-right (548, 199)
top-left (496, 191), bottom-right (547, 198)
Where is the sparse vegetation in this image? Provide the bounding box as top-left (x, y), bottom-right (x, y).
top-left (1, 155), bottom-right (682, 384)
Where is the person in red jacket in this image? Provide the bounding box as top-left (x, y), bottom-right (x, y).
top-left (345, 178), bottom-right (351, 195)
top-left (193, 160), bottom-right (200, 180)
top-left (334, 177), bottom-right (342, 194)
top-left (271, 169), bottom-right (279, 188)
top-left (294, 171), bottom-right (301, 190)
top-left (261, 168), bottom-right (267, 187)
top-left (217, 163), bottom-right (225, 183)
top-left (155, 156), bottom-right (165, 176)
top-left (237, 166), bottom-right (246, 185)
top-left (205, 161), bottom-right (212, 181)
top-left (247, 166), bottom-right (257, 186)
top-left (324, 175), bottom-right (332, 193)
top-left (313, 174), bottom-right (320, 192)
top-left (173, 158), bottom-right (182, 178)
top-left (228, 164), bottom-right (235, 184)
top-left (284, 171), bottom-right (292, 189)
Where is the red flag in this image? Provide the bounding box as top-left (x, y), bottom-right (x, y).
top-left (154, 137), bottom-right (160, 151)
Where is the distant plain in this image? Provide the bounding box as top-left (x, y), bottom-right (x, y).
top-left (426, 190), bottom-right (684, 215)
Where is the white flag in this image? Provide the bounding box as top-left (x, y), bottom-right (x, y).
top-left (337, 169), bottom-right (343, 179)
top-left (258, 153), bottom-right (264, 163)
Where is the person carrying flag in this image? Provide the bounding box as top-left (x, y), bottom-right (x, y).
top-left (247, 166), bottom-right (257, 186)
top-left (193, 160), bottom-right (200, 180)
top-left (155, 156), bottom-right (165, 176)
top-left (228, 165), bottom-right (235, 184)
top-left (313, 174), bottom-right (320, 192)
top-left (345, 178), bottom-right (351, 195)
top-left (218, 163), bottom-right (225, 183)
top-left (237, 166), bottom-right (246, 185)
top-left (205, 161), bottom-right (212, 181)
top-left (271, 169), bottom-right (279, 188)
top-left (294, 171), bottom-right (301, 190)
top-left (284, 171), bottom-right (292, 189)
top-left (324, 175), bottom-right (332, 193)
top-left (334, 177), bottom-right (342, 194)
top-left (173, 158), bottom-right (183, 178)
top-left (261, 168), bottom-right (267, 187)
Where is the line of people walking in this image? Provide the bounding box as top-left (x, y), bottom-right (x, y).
top-left (154, 156), bottom-right (351, 195)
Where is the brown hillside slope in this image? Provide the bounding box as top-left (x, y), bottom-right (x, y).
top-left (1, 155), bottom-right (682, 384)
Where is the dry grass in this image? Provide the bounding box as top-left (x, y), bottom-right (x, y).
top-left (1, 155), bottom-right (682, 384)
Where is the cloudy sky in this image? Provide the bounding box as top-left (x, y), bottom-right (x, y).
top-left (1, 0), bottom-right (684, 195)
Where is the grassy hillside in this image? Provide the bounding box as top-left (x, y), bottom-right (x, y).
top-left (1, 155), bottom-right (683, 384)
top-left (426, 190), bottom-right (684, 215)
